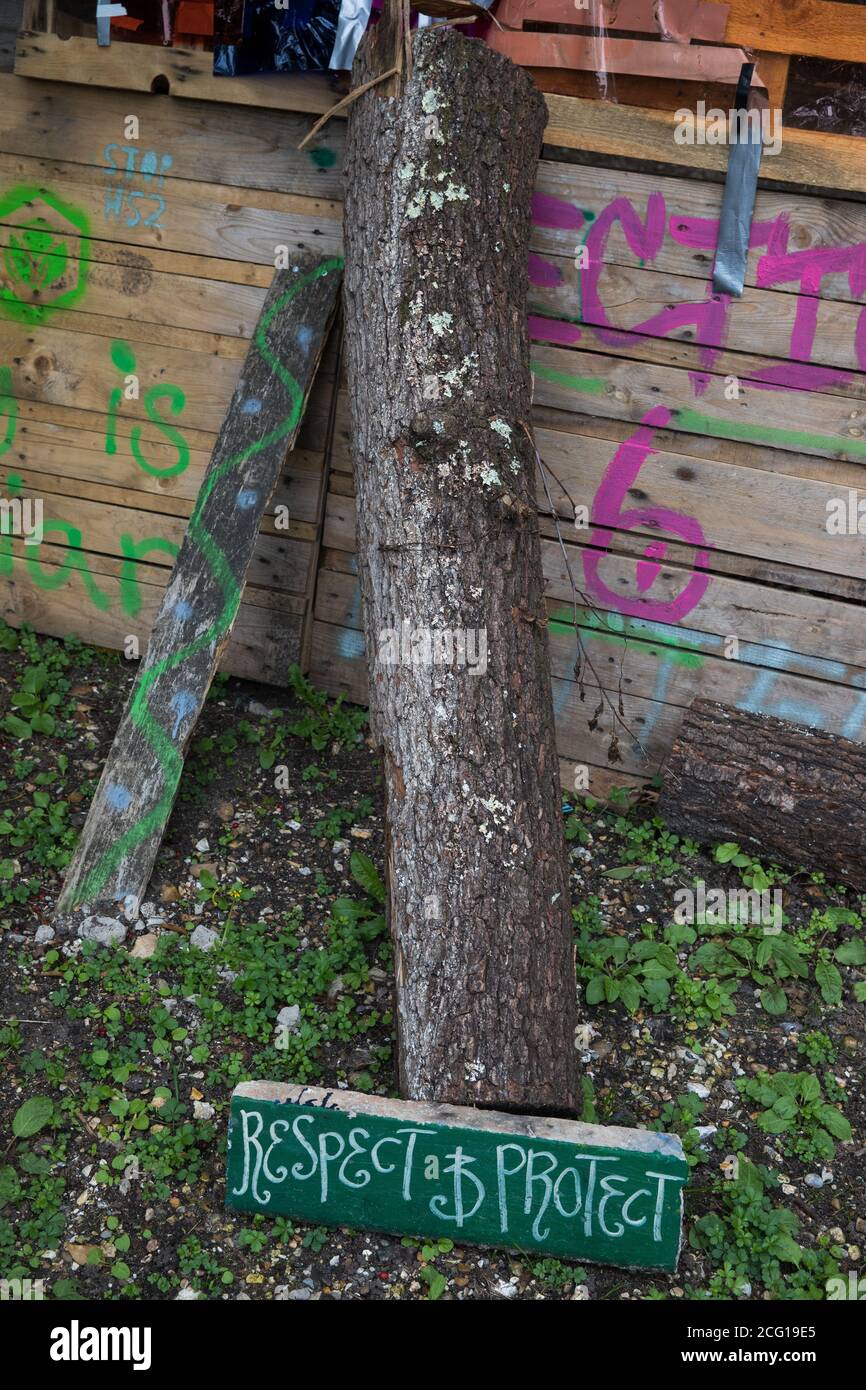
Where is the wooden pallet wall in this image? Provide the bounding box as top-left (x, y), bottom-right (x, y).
top-left (1, 58), bottom-right (866, 791)
top-left (305, 164), bottom-right (866, 793)
top-left (0, 73), bottom-right (344, 680)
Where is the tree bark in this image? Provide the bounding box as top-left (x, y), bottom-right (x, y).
top-left (342, 27), bottom-right (578, 1113)
top-left (659, 699), bottom-right (866, 890)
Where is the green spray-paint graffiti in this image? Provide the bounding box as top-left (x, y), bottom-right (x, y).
top-left (0, 471), bottom-right (180, 616)
top-left (0, 186), bottom-right (91, 325)
top-left (106, 341), bottom-right (191, 478)
top-left (548, 605), bottom-right (705, 669)
top-left (71, 258), bottom-right (344, 907)
top-left (0, 327), bottom-right (191, 617)
top-left (119, 535), bottom-right (180, 618)
top-left (1, 473), bottom-right (110, 608)
top-left (530, 360), bottom-right (866, 462)
top-left (0, 367), bottom-right (16, 457)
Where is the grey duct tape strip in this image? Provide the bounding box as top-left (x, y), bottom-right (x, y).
top-left (712, 64), bottom-right (763, 299)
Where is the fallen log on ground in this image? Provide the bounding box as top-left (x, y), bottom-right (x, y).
top-left (659, 699), bottom-right (866, 890)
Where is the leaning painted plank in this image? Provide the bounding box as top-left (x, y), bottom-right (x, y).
top-left (54, 256), bottom-right (342, 919)
top-left (226, 1083), bottom-right (688, 1271)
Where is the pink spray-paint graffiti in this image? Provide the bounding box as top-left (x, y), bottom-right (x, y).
top-left (581, 406), bottom-right (712, 624)
top-left (530, 186), bottom-right (866, 635)
top-left (532, 190), bottom-right (866, 384)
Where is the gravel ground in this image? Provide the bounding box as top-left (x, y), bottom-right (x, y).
top-left (1, 626), bottom-right (864, 1301)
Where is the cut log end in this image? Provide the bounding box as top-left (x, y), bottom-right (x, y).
top-left (659, 699), bottom-right (866, 890)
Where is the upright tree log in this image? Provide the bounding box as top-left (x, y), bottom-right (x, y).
top-left (343, 26), bottom-right (578, 1112)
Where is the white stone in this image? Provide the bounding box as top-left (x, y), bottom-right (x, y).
top-left (190, 924), bottom-right (218, 952)
top-left (276, 1004), bottom-right (301, 1032)
top-left (79, 915), bottom-right (127, 947)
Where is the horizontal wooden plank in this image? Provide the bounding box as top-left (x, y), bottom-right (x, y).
top-left (330, 389), bottom-right (866, 493)
top-left (4, 483), bottom-right (315, 595)
top-left (543, 538), bottom-right (866, 676)
top-left (0, 75), bottom-right (344, 197)
top-left (723, 0), bottom-right (866, 62)
top-left (10, 394), bottom-right (218, 451)
top-left (1, 550), bottom-right (304, 684)
top-left (307, 608), bottom-right (866, 782)
top-left (327, 410), bottom-right (866, 579)
top-left (4, 449), bottom-right (324, 530)
top-left (327, 424), bottom-right (866, 607)
top-left (14, 32), bottom-right (343, 114)
top-left (0, 223), bottom-right (277, 288)
top-left (512, 0), bottom-right (729, 39)
top-left (529, 252), bottom-right (866, 376)
top-left (0, 152), bottom-right (343, 267)
top-left (3, 533), bottom-right (307, 613)
top-left (0, 227), bottom-right (268, 339)
top-left (320, 490), bottom-right (866, 674)
top-left (533, 161), bottom-right (866, 305)
top-left (535, 425), bottom-right (866, 580)
top-left (543, 95), bottom-right (866, 194)
top-left (530, 320), bottom-right (866, 407)
top-left (6, 55), bottom-right (862, 199)
top-left (13, 417), bottom-right (325, 519)
top-left (489, 32), bottom-right (758, 85)
top-left (314, 564), bottom-right (866, 744)
top-left (0, 319), bottom-right (241, 431)
top-left (530, 343), bottom-right (866, 462)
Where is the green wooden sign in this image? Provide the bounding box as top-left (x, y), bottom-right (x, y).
top-left (226, 1083), bottom-right (687, 1272)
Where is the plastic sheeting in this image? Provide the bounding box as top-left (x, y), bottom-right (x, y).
top-left (214, 0), bottom-right (373, 75)
top-left (787, 58), bottom-right (866, 140)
